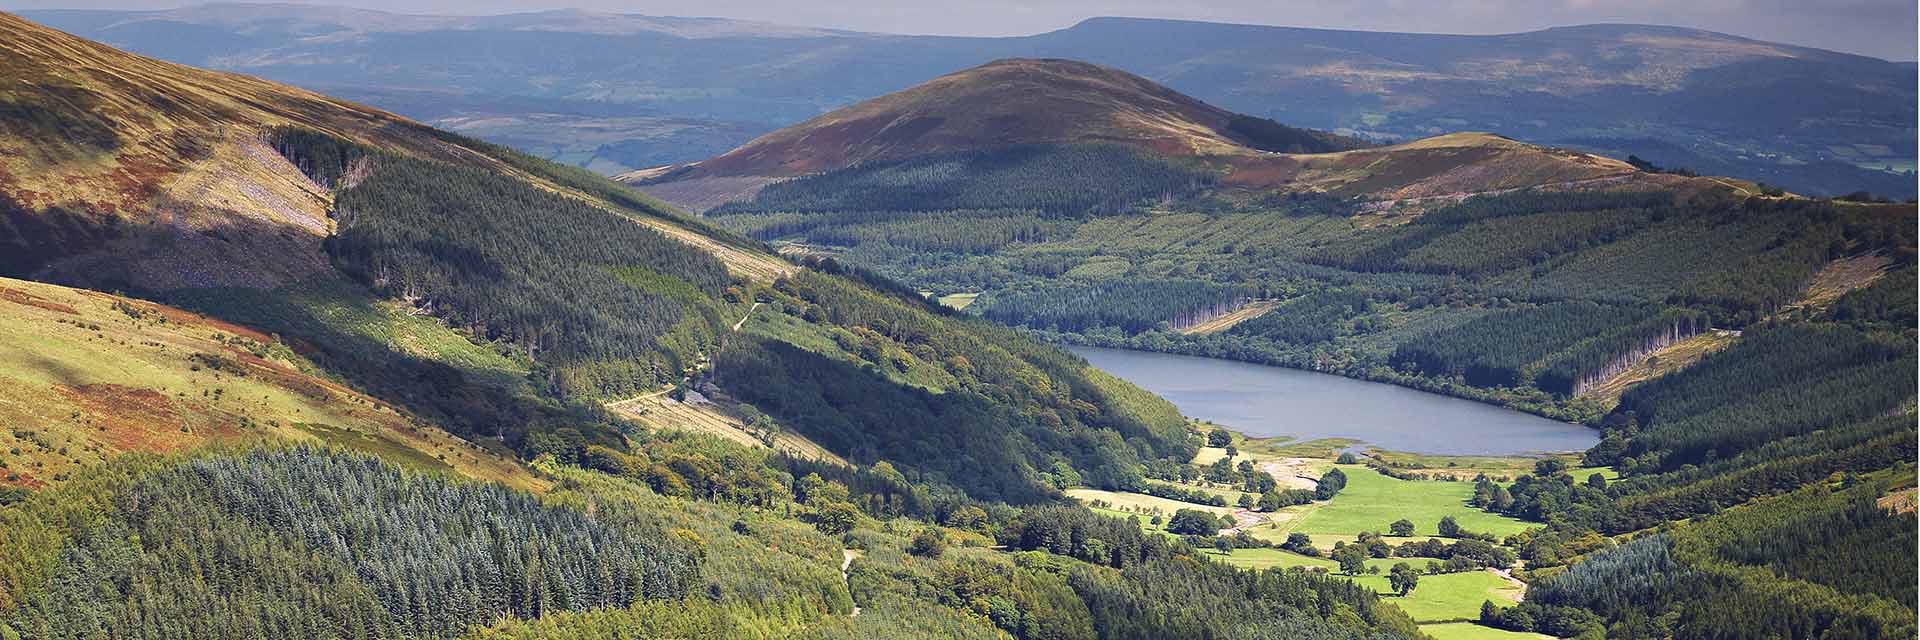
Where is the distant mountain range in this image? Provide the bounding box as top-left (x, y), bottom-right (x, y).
top-left (27, 4), bottom-right (1917, 198)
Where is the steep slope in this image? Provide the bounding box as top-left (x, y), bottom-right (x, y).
top-left (0, 11), bottom-right (780, 291)
top-left (0, 276), bottom-right (540, 493)
top-left (31, 7), bottom-right (1912, 197)
top-left (0, 22), bottom-right (1441, 639)
top-left (0, 13), bottom-right (1197, 507)
top-left (691, 60), bottom-right (1910, 430)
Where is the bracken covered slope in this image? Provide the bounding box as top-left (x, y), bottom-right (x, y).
top-left (628, 58), bottom-right (1361, 180)
top-left (0, 11), bottom-right (489, 290)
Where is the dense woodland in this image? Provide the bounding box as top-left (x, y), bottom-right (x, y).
top-left (274, 129), bottom-right (734, 397)
top-left (719, 180), bottom-right (1915, 425)
top-left (0, 439), bottom-right (1424, 640)
top-left (1505, 482), bottom-right (1916, 639)
top-left (695, 147), bottom-right (1919, 640)
top-left (979, 279), bottom-right (1251, 334)
top-left (7, 16), bottom-right (1916, 640)
top-left (0, 448), bottom-right (698, 639)
top-left (195, 129), bottom-right (1206, 512)
top-left (713, 145), bottom-right (1217, 216)
top-left (714, 268), bottom-right (1195, 502)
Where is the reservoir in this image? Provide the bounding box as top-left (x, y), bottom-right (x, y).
top-left (1070, 346), bottom-right (1598, 456)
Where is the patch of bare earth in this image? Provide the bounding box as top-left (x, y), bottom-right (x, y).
top-left (1258, 458), bottom-right (1323, 491)
top-left (609, 393), bottom-right (845, 465)
top-left (1878, 488), bottom-right (1917, 515)
top-left (1180, 300), bottom-right (1280, 335)
top-left (1785, 254), bottom-right (1893, 314)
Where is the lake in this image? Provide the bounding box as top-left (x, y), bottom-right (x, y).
top-left (1070, 346), bottom-right (1598, 456)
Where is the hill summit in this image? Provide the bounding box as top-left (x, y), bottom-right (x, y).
top-left (632, 58), bottom-right (1358, 181)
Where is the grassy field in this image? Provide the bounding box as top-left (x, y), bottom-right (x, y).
top-left (1199, 549), bottom-right (1525, 623)
top-left (1067, 488), bottom-right (1232, 517)
top-left (0, 277), bottom-right (540, 492)
top-left (1265, 464), bottom-right (1533, 539)
top-left (1421, 622), bottom-right (1552, 640)
top-left (1367, 570), bottom-right (1525, 622)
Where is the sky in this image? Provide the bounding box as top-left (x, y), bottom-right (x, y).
top-left (8, 0), bottom-right (1916, 61)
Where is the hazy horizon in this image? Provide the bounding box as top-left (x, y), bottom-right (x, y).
top-left (6, 0), bottom-right (1915, 61)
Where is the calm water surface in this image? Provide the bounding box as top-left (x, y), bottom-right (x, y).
top-left (1070, 346), bottom-right (1597, 455)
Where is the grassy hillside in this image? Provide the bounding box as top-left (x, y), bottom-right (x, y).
top-left (0, 276), bottom-right (538, 494)
top-left (0, 12), bottom-right (1208, 511)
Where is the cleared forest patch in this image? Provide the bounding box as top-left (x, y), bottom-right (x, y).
top-left (1179, 299), bottom-right (1280, 335)
top-left (1784, 253), bottom-right (1893, 313)
top-left (1580, 330), bottom-right (1739, 406)
top-left (609, 393), bottom-right (845, 465)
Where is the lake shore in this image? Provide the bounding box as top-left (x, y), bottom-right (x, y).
top-left (1070, 345), bottom-right (1598, 456)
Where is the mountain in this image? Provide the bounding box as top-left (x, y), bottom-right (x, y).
top-left (0, 15), bottom-right (1454, 640)
top-left (684, 55), bottom-right (1911, 424)
top-left (27, 6), bottom-right (1916, 197)
top-left (663, 58), bottom-right (1359, 179)
top-left (684, 54), bottom-right (1917, 639)
top-left (0, 7), bottom-right (1214, 504)
top-left (630, 61), bottom-right (1693, 213)
top-left (626, 58), bottom-right (1370, 209)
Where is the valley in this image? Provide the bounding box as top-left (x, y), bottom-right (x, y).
top-left (0, 8), bottom-right (1912, 640)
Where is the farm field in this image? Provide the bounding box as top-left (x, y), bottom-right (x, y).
top-left (1068, 488), bottom-right (1232, 517)
top-left (1265, 464), bottom-right (1534, 539)
top-left (1421, 622), bottom-right (1554, 640)
top-left (1200, 545), bottom-right (1526, 624)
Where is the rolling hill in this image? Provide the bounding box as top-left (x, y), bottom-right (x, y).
top-left (0, 11), bottom-right (1205, 507)
top-left (635, 59), bottom-right (1708, 213)
top-left (28, 5), bottom-right (1916, 198)
top-left (658, 58), bottom-right (1358, 179)
top-left (0, 12), bottom-right (1912, 640)
top-left (625, 58), bottom-right (1367, 210)
top-left (0, 16), bottom-right (1454, 640)
top-left (670, 52), bottom-right (1916, 638)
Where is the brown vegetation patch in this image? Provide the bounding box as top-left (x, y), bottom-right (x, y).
top-left (56, 383), bottom-right (191, 453)
top-left (1221, 156), bottom-right (1306, 187)
top-left (1877, 488), bottom-right (1917, 515)
top-left (1, 469), bottom-right (45, 490)
top-left (0, 286), bottom-right (76, 314)
top-left (676, 58), bottom-right (1252, 179)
